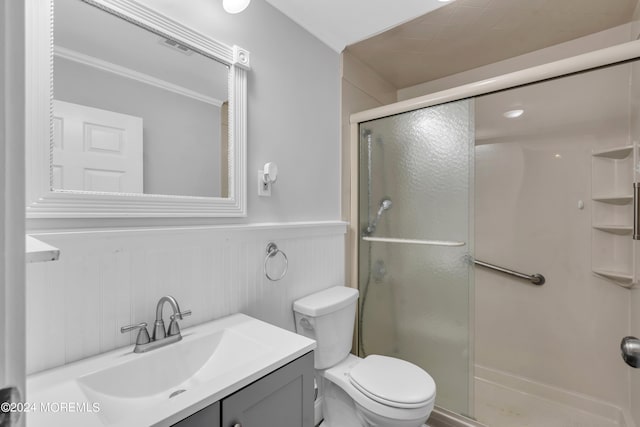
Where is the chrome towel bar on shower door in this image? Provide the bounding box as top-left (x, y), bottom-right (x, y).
top-left (362, 236), bottom-right (466, 247)
top-left (474, 260), bottom-right (545, 285)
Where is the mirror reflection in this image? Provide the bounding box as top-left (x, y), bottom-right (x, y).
top-left (53, 0), bottom-right (230, 198)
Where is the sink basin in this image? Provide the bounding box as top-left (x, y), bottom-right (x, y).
top-left (27, 313), bottom-right (315, 427)
top-left (77, 328), bottom-right (269, 424)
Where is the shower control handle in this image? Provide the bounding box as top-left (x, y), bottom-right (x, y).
top-left (621, 336), bottom-right (640, 367)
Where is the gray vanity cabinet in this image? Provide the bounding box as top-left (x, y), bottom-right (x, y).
top-left (173, 351), bottom-right (314, 427)
top-left (221, 351), bottom-right (314, 427)
top-left (173, 401), bottom-right (221, 427)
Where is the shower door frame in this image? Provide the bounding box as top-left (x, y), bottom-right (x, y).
top-left (347, 38), bottom-right (640, 424)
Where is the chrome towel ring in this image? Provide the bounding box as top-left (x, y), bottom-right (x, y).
top-left (264, 242), bottom-right (288, 281)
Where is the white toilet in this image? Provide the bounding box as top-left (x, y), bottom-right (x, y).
top-left (293, 286), bottom-right (436, 427)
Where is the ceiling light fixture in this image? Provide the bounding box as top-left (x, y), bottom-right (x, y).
top-left (223, 0), bottom-right (250, 14)
top-left (503, 109), bottom-right (524, 119)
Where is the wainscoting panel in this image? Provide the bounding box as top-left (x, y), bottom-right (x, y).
top-left (26, 221), bottom-right (346, 374)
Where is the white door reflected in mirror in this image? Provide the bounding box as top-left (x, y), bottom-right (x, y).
top-left (53, 0), bottom-right (229, 198)
top-left (52, 100), bottom-right (143, 193)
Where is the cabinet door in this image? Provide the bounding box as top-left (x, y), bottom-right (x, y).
top-left (172, 401), bottom-right (220, 427)
top-left (221, 351), bottom-right (314, 427)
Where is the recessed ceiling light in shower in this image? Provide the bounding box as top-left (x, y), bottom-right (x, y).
top-left (503, 109), bottom-right (524, 119)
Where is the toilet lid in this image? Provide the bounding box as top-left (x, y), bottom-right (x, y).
top-left (348, 355), bottom-right (435, 409)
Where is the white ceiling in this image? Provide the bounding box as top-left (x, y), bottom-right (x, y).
top-left (263, 0), bottom-right (454, 52)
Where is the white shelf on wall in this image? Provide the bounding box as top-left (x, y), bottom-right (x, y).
top-left (26, 235), bottom-right (60, 263)
top-left (592, 195), bottom-right (633, 204)
top-left (592, 225), bottom-right (633, 235)
top-left (592, 269), bottom-right (634, 287)
top-left (591, 143), bottom-right (636, 287)
top-left (592, 145), bottom-right (634, 159)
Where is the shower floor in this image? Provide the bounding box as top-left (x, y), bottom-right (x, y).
top-left (317, 367), bottom-right (625, 427)
top-left (474, 376), bottom-right (622, 427)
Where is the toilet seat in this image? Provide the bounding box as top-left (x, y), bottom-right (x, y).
top-left (348, 355), bottom-right (436, 409)
top-left (323, 354), bottom-right (435, 425)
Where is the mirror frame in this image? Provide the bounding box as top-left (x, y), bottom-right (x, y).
top-left (26, 0), bottom-right (250, 218)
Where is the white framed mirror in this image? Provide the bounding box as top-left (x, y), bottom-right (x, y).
top-left (26, 0), bottom-right (250, 218)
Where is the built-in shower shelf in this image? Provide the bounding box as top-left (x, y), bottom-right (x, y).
top-left (592, 225), bottom-right (633, 235)
top-left (592, 145), bottom-right (634, 159)
top-left (592, 269), bottom-right (634, 287)
top-left (591, 143), bottom-right (636, 288)
top-left (592, 195), bottom-right (633, 204)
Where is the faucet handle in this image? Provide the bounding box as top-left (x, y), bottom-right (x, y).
top-left (120, 322), bottom-right (151, 345)
top-left (171, 310), bottom-right (192, 321)
top-left (168, 310), bottom-right (192, 336)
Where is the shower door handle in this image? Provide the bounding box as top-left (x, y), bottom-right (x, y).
top-left (634, 183), bottom-right (640, 240)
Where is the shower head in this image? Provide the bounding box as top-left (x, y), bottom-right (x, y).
top-left (365, 198), bottom-right (392, 235)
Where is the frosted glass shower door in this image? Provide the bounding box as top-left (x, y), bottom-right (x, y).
top-left (358, 100), bottom-right (474, 417)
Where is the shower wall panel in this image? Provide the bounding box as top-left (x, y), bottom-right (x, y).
top-left (474, 63), bottom-right (632, 411)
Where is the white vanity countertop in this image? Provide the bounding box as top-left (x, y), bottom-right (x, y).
top-left (26, 313), bottom-right (316, 427)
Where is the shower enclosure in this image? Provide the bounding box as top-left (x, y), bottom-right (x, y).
top-left (353, 42), bottom-right (640, 427)
top-left (358, 100), bottom-right (475, 417)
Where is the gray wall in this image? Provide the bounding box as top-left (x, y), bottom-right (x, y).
top-left (54, 57), bottom-right (222, 198)
top-left (132, 0), bottom-right (341, 223)
top-left (31, 0), bottom-right (341, 230)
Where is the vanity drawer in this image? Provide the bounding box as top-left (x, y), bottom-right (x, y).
top-left (221, 351), bottom-right (314, 427)
top-left (172, 351), bottom-right (314, 427)
top-left (172, 401), bottom-right (220, 427)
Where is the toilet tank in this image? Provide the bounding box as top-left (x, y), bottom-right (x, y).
top-left (293, 286), bottom-right (359, 369)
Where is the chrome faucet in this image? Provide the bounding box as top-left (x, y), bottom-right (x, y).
top-left (153, 295), bottom-right (190, 340)
top-left (121, 295), bottom-right (191, 353)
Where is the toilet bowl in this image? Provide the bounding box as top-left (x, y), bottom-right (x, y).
top-left (293, 286), bottom-right (436, 427)
top-left (323, 354), bottom-right (435, 426)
